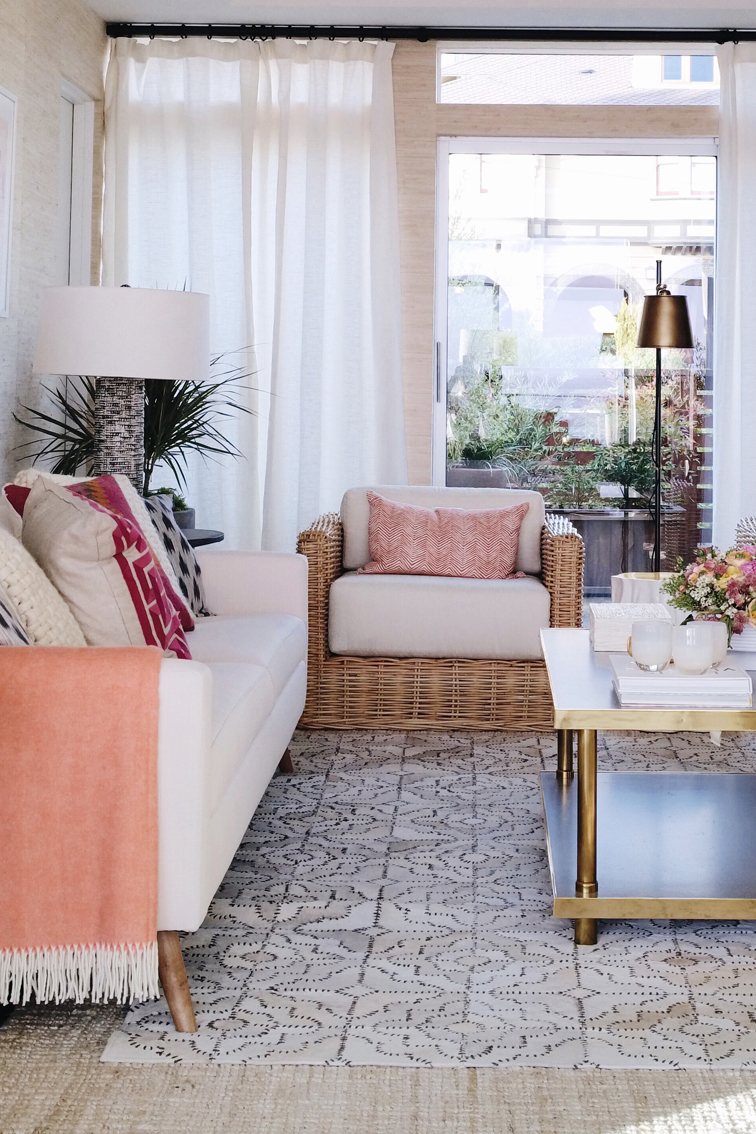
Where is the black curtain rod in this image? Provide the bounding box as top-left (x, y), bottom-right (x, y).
top-left (106, 23), bottom-right (756, 43)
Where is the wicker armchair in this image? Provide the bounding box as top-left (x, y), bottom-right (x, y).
top-left (297, 512), bottom-right (584, 731)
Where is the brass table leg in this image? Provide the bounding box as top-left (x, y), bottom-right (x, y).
top-left (557, 729), bottom-right (574, 783)
top-left (574, 728), bottom-right (598, 946)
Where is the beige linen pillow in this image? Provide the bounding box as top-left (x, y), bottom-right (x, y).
top-left (14, 469), bottom-right (184, 597)
top-left (0, 526), bottom-right (86, 646)
top-left (0, 489), bottom-right (21, 539)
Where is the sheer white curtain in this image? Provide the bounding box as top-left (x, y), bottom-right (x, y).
top-left (713, 44), bottom-right (756, 548)
top-left (103, 38), bottom-right (406, 550)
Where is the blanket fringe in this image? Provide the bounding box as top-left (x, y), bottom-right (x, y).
top-left (0, 942), bottom-right (160, 1006)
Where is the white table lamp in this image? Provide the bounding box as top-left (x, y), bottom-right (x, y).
top-left (33, 286), bottom-right (210, 491)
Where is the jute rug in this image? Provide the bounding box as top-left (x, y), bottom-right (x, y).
top-left (103, 729), bottom-right (756, 1067)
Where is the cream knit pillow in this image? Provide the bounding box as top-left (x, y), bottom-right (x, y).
top-left (0, 527), bottom-right (86, 646)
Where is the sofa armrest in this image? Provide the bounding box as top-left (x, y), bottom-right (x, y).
top-left (297, 513), bottom-right (343, 665)
top-left (157, 658), bottom-right (213, 931)
top-left (541, 516), bottom-right (585, 628)
top-left (194, 550), bottom-right (308, 622)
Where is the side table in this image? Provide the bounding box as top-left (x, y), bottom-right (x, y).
top-left (183, 529), bottom-right (224, 549)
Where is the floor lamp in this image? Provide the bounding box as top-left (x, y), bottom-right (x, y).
top-left (636, 261), bottom-right (693, 573)
top-left (33, 287), bottom-right (209, 493)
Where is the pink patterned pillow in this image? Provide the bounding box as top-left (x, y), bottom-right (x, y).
top-left (360, 491), bottom-right (529, 580)
top-left (68, 476), bottom-right (194, 631)
top-left (21, 476), bottom-right (192, 659)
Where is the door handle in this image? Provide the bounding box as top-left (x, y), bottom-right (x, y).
top-left (436, 341), bottom-right (442, 403)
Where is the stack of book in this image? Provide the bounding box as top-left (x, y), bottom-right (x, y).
top-left (589, 603), bottom-right (672, 652)
top-left (610, 653), bottom-right (753, 708)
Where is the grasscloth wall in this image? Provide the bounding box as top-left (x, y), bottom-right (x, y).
top-left (0, 0), bottom-right (106, 484)
top-left (392, 40), bottom-right (719, 485)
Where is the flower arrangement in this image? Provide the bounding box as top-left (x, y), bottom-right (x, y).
top-left (662, 546), bottom-right (756, 642)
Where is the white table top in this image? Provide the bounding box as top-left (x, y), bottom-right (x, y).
top-left (541, 628), bottom-right (756, 732)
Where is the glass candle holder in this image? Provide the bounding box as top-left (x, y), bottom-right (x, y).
top-left (629, 620), bottom-right (673, 672)
top-left (673, 623), bottom-right (715, 675)
top-left (695, 619), bottom-right (728, 666)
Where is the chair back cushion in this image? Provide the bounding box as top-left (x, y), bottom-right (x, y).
top-left (341, 486), bottom-right (545, 574)
top-left (361, 491), bottom-right (529, 580)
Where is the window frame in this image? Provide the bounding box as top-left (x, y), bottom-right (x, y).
top-left (432, 135), bottom-right (718, 486)
top-left (435, 41), bottom-right (721, 104)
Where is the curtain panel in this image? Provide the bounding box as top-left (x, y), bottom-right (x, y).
top-left (103, 38), bottom-right (407, 550)
top-left (713, 45), bottom-right (756, 549)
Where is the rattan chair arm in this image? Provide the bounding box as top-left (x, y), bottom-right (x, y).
top-left (297, 513), bottom-right (344, 665)
top-left (541, 517), bottom-right (585, 629)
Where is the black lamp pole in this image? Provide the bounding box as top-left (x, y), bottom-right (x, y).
top-left (637, 260), bottom-right (693, 575)
top-left (653, 263), bottom-right (663, 573)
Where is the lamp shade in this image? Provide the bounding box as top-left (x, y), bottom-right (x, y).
top-left (33, 286), bottom-right (210, 382)
top-left (637, 291), bottom-right (693, 349)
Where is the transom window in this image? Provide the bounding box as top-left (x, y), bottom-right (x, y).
top-left (438, 50), bottom-right (720, 106)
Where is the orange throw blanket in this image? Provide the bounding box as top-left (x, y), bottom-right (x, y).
top-left (0, 646), bottom-right (162, 1005)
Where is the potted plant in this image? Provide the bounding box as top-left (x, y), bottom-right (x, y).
top-left (14, 353), bottom-right (255, 515)
top-left (146, 487), bottom-right (194, 530)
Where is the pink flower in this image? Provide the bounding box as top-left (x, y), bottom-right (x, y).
top-left (740, 560), bottom-right (756, 579)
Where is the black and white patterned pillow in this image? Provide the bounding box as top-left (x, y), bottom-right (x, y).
top-left (0, 584), bottom-right (31, 646)
top-left (143, 496), bottom-right (211, 617)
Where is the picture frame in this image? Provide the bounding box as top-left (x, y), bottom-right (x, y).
top-left (0, 85), bottom-right (17, 319)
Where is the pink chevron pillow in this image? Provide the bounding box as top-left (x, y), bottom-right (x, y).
top-left (360, 491), bottom-right (529, 579)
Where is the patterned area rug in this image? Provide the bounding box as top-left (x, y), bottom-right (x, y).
top-left (103, 729), bottom-right (756, 1067)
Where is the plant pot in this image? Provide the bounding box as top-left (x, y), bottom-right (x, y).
top-left (572, 450), bottom-right (596, 466)
top-left (446, 463), bottom-right (512, 489)
top-left (173, 508), bottom-right (195, 530)
top-left (549, 505), bottom-right (686, 597)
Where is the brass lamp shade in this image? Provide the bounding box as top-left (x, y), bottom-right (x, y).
top-left (637, 290), bottom-right (693, 349)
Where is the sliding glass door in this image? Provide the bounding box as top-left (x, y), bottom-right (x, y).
top-left (434, 138), bottom-right (716, 593)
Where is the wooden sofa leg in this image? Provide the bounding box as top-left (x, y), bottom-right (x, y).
top-left (278, 748), bottom-right (295, 774)
top-left (157, 931), bottom-right (197, 1033)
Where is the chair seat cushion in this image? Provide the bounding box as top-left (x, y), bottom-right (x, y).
top-left (328, 572), bottom-right (551, 660)
top-left (189, 613), bottom-right (306, 699)
top-left (206, 662), bottom-right (275, 812)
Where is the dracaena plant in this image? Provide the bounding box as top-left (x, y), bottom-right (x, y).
top-left (14, 353), bottom-right (255, 494)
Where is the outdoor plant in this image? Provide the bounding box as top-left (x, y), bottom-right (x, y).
top-left (546, 462), bottom-right (601, 510)
top-left (14, 353), bottom-right (255, 494)
top-left (447, 364), bottom-right (566, 487)
top-left (593, 440), bottom-right (657, 507)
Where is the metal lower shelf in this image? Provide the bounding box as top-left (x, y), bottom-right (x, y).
top-left (541, 771), bottom-right (756, 920)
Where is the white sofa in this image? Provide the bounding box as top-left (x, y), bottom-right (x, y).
top-left (154, 548), bottom-right (308, 1027)
top-left (158, 549), bottom-right (307, 932)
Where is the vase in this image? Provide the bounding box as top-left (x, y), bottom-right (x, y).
top-left (731, 624), bottom-right (756, 652)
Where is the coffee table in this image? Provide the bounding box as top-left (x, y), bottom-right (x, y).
top-left (540, 628), bottom-right (756, 946)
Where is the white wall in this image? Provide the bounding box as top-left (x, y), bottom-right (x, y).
top-left (0, 0), bottom-right (106, 483)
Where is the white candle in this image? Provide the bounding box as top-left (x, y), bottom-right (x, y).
top-left (695, 620), bottom-right (728, 666)
top-left (630, 620), bottom-right (673, 672)
top-left (673, 624), bottom-right (715, 675)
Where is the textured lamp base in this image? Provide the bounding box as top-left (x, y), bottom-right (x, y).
top-left (94, 376), bottom-right (145, 491)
